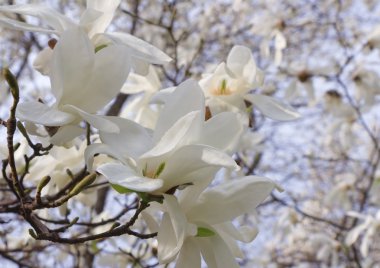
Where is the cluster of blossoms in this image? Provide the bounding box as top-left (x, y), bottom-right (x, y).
top-left (0, 1), bottom-right (300, 267)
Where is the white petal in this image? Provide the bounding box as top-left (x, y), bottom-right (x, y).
top-left (121, 66), bottom-right (160, 94)
top-left (79, 8), bottom-right (104, 37)
top-left (154, 79), bottom-right (205, 141)
top-left (16, 101), bottom-right (76, 126)
top-left (85, 0), bottom-right (120, 35)
top-left (0, 17), bottom-right (57, 33)
top-left (175, 238), bottom-right (201, 268)
top-left (97, 163), bottom-right (163, 192)
top-left (62, 105), bottom-right (119, 133)
top-left (275, 30), bottom-right (287, 50)
top-left (51, 27), bottom-right (94, 103)
top-left (49, 125), bottom-right (83, 146)
top-left (33, 47), bottom-right (53, 75)
top-left (142, 111), bottom-right (203, 159)
top-left (103, 32), bottom-right (172, 65)
top-left (84, 143), bottom-right (127, 171)
top-left (150, 87), bottom-right (176, 104)
top-left (71, 45), bottom-right (131, 112)
top-left (200, 112), bottom-right (243, 153)
top-left (209, 235), bottom-right (241, 268)
top-left (99, 116), bottom-right (153, 159)
top-left (345, 223), bottom-right (368, 246)
top-left (227, 45), bottom-right (257, 85)
top-left (158, 195), bottom-right (187, 263)
top-left (188, 176), bottom-right (276, 224)
top-left (245, 94), bottom-right (301, 121)
top-left (0, 4), bottom-right (75, 32)
top-left (197, 235), bottom-right (239, 268)
top-left (131, 58), bottom-right (150, 75)
top-left (227, 46), bottom-right (254, 76)
top-left (141, 209), bottom-right (160, 233)
top-left (159, 145), bottom-right (239, 192)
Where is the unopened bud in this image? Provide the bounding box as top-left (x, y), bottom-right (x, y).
top-left (37, 176), bottom-right (51, 193)
top-left (3, 68), bottom-right (19, 100)
top-left (69, 173), bottom-right (97, 196)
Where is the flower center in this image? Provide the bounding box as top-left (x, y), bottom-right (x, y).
top-left (142, 162), bottom-right (166, 179)
top-left (213, 79), bottom-right (232, 96)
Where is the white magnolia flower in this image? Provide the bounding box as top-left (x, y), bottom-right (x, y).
top-left (199, 45), bottom-right (300, 124)
top-left (250, 11), bottom-right (287, 66)
top-left (324, 173), bottom-right (356, 210)
top-left (120, 66), bottom-right (162, 129)
top-left (16, 27), bottom-right (129, 145)
top-left (148, 176), bottom-right (276, 268)
top-left (86, 79), bottom-right (244, 194)
top-left (352, 66), bottom-right (380, 107)
top-left (0, 0), bottom-right (171, 75)
top-left (323, 90), bottom-right (356, 120)
top-left (345, 210), bottom-right (380, 257)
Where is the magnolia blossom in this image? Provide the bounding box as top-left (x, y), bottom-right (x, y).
top-left (345, 210), bottom-right (380, 257)
top-left (284, 69), bottom-right (316, 106)
top-left (352, 66), bottom-right (380, 108)
top-left (120, 66), bottom-right (162, 129)
top-left (144, 176), bottom-right (276, 268)
top-left (250, 11), bottom-right (287, 66)
top-left (199, 45), bottom-right (300, 124)
top-left (0, 0), bottom-right (171, 75)
top-left (86, 80), bottom-right (243, 194)
top-left (324, 173), bottom-right (356, 211)
top-left (16, 27), bottom-right (130, 145)
top-left (323, 90), bottom-right (356, 121)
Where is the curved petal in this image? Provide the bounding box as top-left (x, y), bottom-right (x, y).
top-left (79, 8), bottom-right (104, 37)
top-left (85, 0), bottom-right (121, 35)
top-left (0, 4), bottom-right (75, 32)
top-left (33, 47), bottom-right (54, 75)
top-left (0, 17), bottom-right (57, 34)
top-left (16, 101), bottom-right (76, 126)
top-left (49, 125), bottom-right (83, 146)
top-left (142, 111), bottom-right (203, 159)
top-left (226, 45), bottom-right (256, 84)
top-left (63, 105), bottom-right (119, 133)
top-left (72, 45), bottom-right (131, 112)
top-left (188, 176), bottom-right (276, 224)
top-left (214, 222), bottom-right (258, 258)
top-left (103, 32), bottom-right (172, 65)
top-left (154, 79), bottom-right (205, 141)
top-left (158, 195), bottom-right (187, 263)
top-left (51, 27), bottom-right (94, 103)
top-left (199, 235), bottom-right (240, 268)
top-left (159, 145), bottom-right (239, 192)
top-left (97, 163), bottom-right (163, 192)
top-left (84, 143), bottom-right (127, 171)
top-left (245, 94), bottom-right (301, 121)
top-left (99, 116), bottom-right (153, 159)
top-left (200, 112), bottom-right (243, 153)
top-left (175, 238), bottom-right (201, 268)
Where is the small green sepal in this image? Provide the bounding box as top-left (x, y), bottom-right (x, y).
top-left (196, 227), bottom-right (215, 237)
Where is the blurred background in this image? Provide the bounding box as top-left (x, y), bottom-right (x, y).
top-left (1, 0), bottom-right (380, 267)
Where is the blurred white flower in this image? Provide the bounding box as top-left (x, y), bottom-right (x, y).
top-left (352, 66), bottom-right (380, 108)
top-left (345, 210), bottom-right (380, 257)
top-left (250, 11), bottom-right (287, 66)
